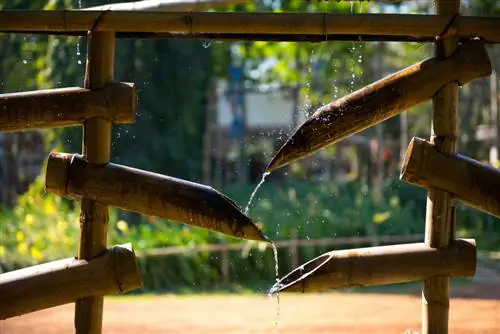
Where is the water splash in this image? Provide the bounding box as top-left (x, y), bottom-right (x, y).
top-left (244, 171), bottom-right (270, 214)
top-left (202, 40), bottom-right (212, 48)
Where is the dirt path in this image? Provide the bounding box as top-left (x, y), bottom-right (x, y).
top-left (3, 290), bottom-right (500, 334)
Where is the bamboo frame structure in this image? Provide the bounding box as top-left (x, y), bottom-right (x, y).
top-left (401, 137), bottom-right (500, 219)
top-left (74, 31), bottom-right (115, 334)
top-left (0, 83), bottom-right (136, 132)
top-left (0, 243), bottom-right (141, 321)
top-left (45, 152), bottom-right (268, 242)
top-left (422, 1), bottom-right (461, 333)
top-left (269, 239), bottom-right (476, 293)
top-left (0, 11), bottom-right (500, 43)
top-left (265, 40), bottom-right (491, 172)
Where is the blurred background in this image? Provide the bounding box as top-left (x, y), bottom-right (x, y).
top-left (1, 0), bottom-right (499, 333)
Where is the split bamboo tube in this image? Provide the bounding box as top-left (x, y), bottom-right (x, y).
top-left (0, 83), bottom-right (136, 132)
top-left (269, 239), bottom-right (476, 294)
top-left (0, 243), bottom-right (142, 321)
top-left (45, 152), bottom-right (268, 242)
top-left (1, 11), bottom-right (500, 43)
top-left (265, 40), bottom-right (491, 173)
top-left (401, 137), bottom-right (500, 219)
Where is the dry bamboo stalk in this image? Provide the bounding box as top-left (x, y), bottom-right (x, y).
top-left (82, 0), bottom-right (251, 11)
top-left (74, 31), bottom-right (115, 334)
top-left (265, 40), bottom-right (491, 172)
top-left (0, 243), bottom-right (141, 320)
top-left (401, 137), bottom-right (500, 219)
top-left (45, 152), bottom-right (269, 242)
top-left (422, 1), bottom-right (460, 333)
top-left (0, 83), bottom-right (136, 132)
top-left (1, 11), bottom-right (500, 43)
top-left (269, 239), bottom-right (476, 294)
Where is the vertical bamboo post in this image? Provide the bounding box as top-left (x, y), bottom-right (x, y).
top-left (74, 31), bottom-right (115, 334)
top-left (422, 1), bottom-right (460, 333)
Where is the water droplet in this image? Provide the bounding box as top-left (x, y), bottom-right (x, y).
top-left (202, 40), bottom-right (212, 48)
top-left (22, 60), bottom-right (27, 64)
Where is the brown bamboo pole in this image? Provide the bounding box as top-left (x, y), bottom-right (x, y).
top-left (82, 0), bottom-right (250, 11)
top-left (0, 243), bottom-right (141, 321)
top-left (74, 31), bottom-right (115, 334)
top-left (1, 11), bottom-right (500, 43)
top-left (265, 40), bottom-right (492, 173)
top-left (422, 1), bottom-right (460, 333)
top-left (45, 152), bottom-right (269, 242)
top-left (269, 239), bottom-right (476, 294)
top-left (401, 137), bottom-right (500, 219)
top-left (0, 83), bottom-right (136, 132)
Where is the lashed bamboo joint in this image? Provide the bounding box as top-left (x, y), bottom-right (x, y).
top-left (265, 40), bottom-right (492, 173)
top-left (45, 152), bottom-right (268, 242)
top-left (0, 82), bottom-right (136, 132)
top-left (401, 137), bottom-right (500, 219)
top-left (0, 243), bottom-right (142, 320)
top-left (269, 239), bottom-right (476, 294)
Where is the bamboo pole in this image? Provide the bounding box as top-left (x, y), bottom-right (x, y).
top-left (269, 239), bottom-right (476, 294)
top-left (0, 83), bottom-right (136, 132)
top-left (82, 0), bottom-right (250, 11)
top-left (421, 1), bottom-right (460, 333)
top-left (0, 243), bottom-right (141, 321)
top-left (1, 11), bottom-right (500, 43)
top-left (401, 137), bottom-right (500, 219)
top-left (265, 40), bottom-right (491, 173)
top-left (74, 31), bottom-right (115, 334)
top-left (45, 152), bottom-right (269, 242)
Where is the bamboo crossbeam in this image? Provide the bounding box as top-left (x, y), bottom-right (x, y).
top-left (269, 239), bottom-right (476, 294)
top-left (1, 12), bottom-right (500, 43)
top-left (265, 40), bottom-right (491, 172)
top-left (0, 83), bottom-right (136, 132)
top-left (0, 243), bottom-right (142, 321)
top-left (401, 137), bottom-right (500, 219)
top-left (45, 152), bottom-right (268, 242)
top-left (82, 0), bottom-right (250, 11)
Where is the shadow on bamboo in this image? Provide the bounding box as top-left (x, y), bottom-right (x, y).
top-left (401, 137), bottom-right (500, 219)
top-left (265, 40), bottom-right (491, 173)
top-left (0, 243), bottom-right (142, 320)
top-left (45, 152), bottom-right (268, 242)
top-left (269, 239), bottom-right (476, 294)
top-left (0, 82), bottom-right (136, 132)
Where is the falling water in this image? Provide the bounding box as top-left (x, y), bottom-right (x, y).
top-left (76, 0), bottom-right (82, 65)
top-left (268, 242), bottom-right (280, 333)
top-left (244, 171), bottom-right (270, 214)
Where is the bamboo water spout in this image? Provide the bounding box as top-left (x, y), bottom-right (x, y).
top-left (45, 152), bottom-right (268, 242)
top-left (269, 240), bottom-right (476, 294)
top-left (265, 40), bottom-right (491, 173)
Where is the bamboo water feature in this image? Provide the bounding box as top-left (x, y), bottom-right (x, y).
top-left (1, 1), bottom-right (500, 333)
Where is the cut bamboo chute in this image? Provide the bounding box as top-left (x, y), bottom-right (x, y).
top-left (269, 239), bottom-right (476, 294)
top-left (0, 243), bottom-right (142, 320)
top-left (0, 83), bottom-right (136, 132)
top-left (1, 11), bottom-right (500, 43)
top-left (401, 137), bottom-right (500, 219)
top-left (45, 152), bottom-right (268, 242)
top-left (265, 40), bottom-right (492, 173)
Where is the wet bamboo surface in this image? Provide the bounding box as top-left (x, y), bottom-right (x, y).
top-left (266, 40), bottom-right (491, 172)
top-left (45, 152), bottom-right (268, 242)
top-left (0, 243), bottom-right (141, 321)
top-left (270, 240), bottom-right (476, 294)
top-left (0, 83), bottom-right (136, 132)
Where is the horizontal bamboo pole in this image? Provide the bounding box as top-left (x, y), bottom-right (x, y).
top-left (401, 137), bottom-right (500, 219)
top-left (269, 239), bottom-right (476, 294)
top-left (265, 40), bottom-right (491, 172)
top-left (45, 152), bottom-right (268, 242)
top-left (83, 0), bottom-right (251, 11)
top-left (1, 11), bottom-right (500, 43)
top-left (0, 243), bottom-right (142, 320)
top-left (0, 82), bottom-right (136, 132)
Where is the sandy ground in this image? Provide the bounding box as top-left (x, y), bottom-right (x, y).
top-left (2, 280), bottom-right (500, 334)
